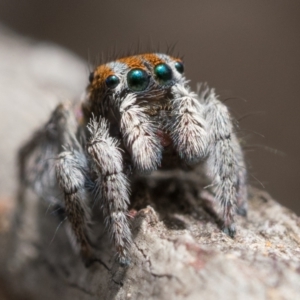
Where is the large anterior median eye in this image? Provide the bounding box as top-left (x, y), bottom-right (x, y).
top-left (154, 63), bottom-right (172, 83)
top-left (127, 69), bottom-right (149, 91)
top-left (105, 75), bottom-right (120, 89)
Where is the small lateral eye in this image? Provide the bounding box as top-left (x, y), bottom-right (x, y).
top-left (89, 72), bottom-right (94, 83)
top-left (105, 75), bottom-right (120, 89)
top-left (175, 61), bottom-right (184, 74)
top-left (127, 69), bottom-right (149, 91)
top-left (154, 63), bottom-right (172, 83)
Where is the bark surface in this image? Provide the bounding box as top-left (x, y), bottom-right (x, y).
top-left (0, 26), bottom-right (299, 300)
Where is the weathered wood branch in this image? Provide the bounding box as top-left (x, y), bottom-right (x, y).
top-left (0, 26), bottom-right (299, 300)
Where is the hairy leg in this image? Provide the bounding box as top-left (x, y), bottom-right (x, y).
top-left (233, 134), bottom-right (248, 216)
top-left (201, 87), bottom-right (247, 236)
top-left (87, 117), bottom-right (131, 266)
top-left (56, 149), bottom-right (92, 262)
top-left (18, 102), bottom-right (80, 203)
top-left (18, 102), bottom-right (95, 263)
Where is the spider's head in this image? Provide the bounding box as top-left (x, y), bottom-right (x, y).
top-left (85, 53), bottom-right (185, 119)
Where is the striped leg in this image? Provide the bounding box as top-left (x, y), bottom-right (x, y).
top-left (56, 150), bottom-right (92, 262)
top-left (87, 117), bottom-right (131, 266)
top-left (203, 89), bottom-right (247, 236)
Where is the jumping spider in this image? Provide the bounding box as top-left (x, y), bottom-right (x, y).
top-left (19, 53), bottom-right (247, 266)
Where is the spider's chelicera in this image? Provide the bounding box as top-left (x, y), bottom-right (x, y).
top-left (19, 53), bottom-right (247, 266)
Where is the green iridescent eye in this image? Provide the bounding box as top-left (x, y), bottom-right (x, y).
top-left (154, 63), bottom-right (172, 83)
top-left (127, 69), bottom-right (149, 91)
top-left (105, 75), bottom-right (120, 89)
top-left (175, 61), bottom-right (184, 74)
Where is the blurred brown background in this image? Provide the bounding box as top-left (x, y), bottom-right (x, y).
top-left (0, 0), bottom-right (299, 213)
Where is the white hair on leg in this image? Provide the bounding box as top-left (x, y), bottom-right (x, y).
top-left (87, 117), bottom-right (131, 266)
top-left (56, 149), bottom-right (93, 263)
top-left (120, 94), bottom-right (162, 172)
top-left (201, 88), bottom-right (247, 235)
top-left (169, 84), bottom-right (209, 163)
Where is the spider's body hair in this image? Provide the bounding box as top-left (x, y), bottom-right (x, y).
top-left (90, 44), bottom-right (182, 76)
top-left (19, 53), bottom-right (248, 266)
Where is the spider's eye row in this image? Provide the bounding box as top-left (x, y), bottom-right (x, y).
top-left (89, 72), bottom-right (94, 83)
top-left (127, 68), bottom-right (149, 91)
top-left (154, 63), bottom-right (173, 83)
top-left (105, 75), bottom-right (120, 89)
top-left (175, 61), bottom-right (184, 74)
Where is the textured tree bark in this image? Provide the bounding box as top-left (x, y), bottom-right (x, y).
top-left (0, 26), bottom-right (299, 300)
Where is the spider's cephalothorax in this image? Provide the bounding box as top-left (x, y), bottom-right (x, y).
top-left (19, 53), bottom-right (247, 266)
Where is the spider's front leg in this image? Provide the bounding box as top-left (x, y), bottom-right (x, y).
top-left (170, 84), bottom-right (247, 236)
top-left (87, 118), bottom-right (131, 266)
top-left (202, 89), bottom-right (247, 236)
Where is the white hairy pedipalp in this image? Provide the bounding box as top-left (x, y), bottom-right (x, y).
top-left (120, 93), bottom-right (163, 172)
top-left (169, 84), bottom-right (209, 162)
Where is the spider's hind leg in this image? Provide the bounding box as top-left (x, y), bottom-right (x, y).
top-left (87, 117), bottom-right (132, 267)
top-left (56, 149), bottom-right (94, 265)
top-left (17, 102), bottom-right (81, 204)
top-left (18, 102), bottom-right (96, 265)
